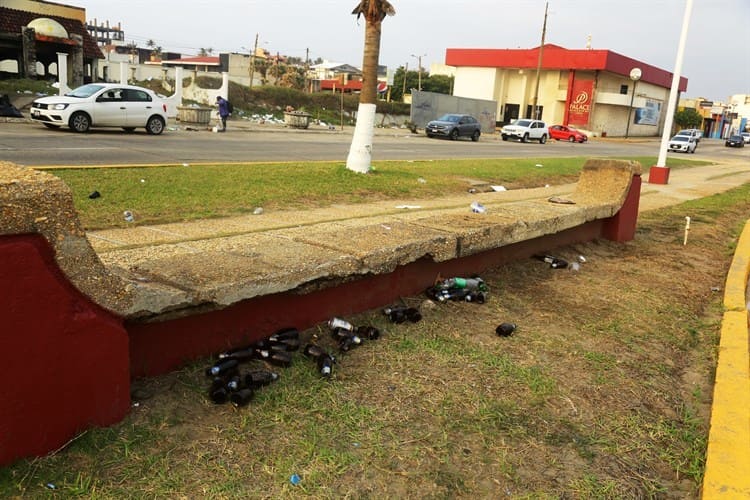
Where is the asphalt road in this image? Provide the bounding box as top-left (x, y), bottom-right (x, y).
top-left (0, 120), bottom-right (746, 166)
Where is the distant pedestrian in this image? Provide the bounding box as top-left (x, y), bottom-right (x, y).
top-left (216, 96), bottom-right (229, 132)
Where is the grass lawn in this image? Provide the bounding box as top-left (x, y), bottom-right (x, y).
top-left (43, 156), bottom-right (711, 230)
top-left (2, 182), bottom-right (747, 497)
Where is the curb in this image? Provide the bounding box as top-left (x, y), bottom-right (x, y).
top-left (702, 219), bottom-right (750, 498)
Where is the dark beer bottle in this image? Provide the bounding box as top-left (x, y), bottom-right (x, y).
top-left (496, 322), bottom-right (517, 337)
top-left (244, 370), bottom-right (279, 388)
top-left (205, 358), bottom-right (240, 377)
top-left (355, 325), bottom-right (381, 340)
top-left (208, 377), bottom-right (230, 404)
top-left (317, 353), bottom-right (335, 378)
top-left (218, 347), bottom-right (255, 362)
top-left (230, 387), bottom-right (254, 407)
top-left (269, 328), bottom-right (300, 342)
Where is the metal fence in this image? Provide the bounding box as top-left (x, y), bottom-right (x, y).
top-left (410, 91), bottom-right (497, 133)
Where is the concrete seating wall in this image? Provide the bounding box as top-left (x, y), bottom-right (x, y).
top-left (0, 159), bottom-right (642, 465)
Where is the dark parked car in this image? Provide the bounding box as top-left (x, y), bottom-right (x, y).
top-left (425, 114), bottom-right (481, 141)
top-left (725, 135), bottom-right (745, 148)
top-left (548, 125), bottom-right (587, 143)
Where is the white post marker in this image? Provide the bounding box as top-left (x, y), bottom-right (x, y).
top-left (683, 216), bottom-right (691, 246)
top-left (346, 103), bottom-right (376, 174)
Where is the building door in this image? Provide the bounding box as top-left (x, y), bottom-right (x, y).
top-left (503, 103), bottom-right (519, 124)
top-left (525, 105), bottom-right (543, 120)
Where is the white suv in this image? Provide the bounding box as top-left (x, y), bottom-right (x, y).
top-left (501, 119), bottom-right (549, 143)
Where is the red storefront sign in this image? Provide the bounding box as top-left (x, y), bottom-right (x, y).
top-left (568, 80), bottom-right (594, 125)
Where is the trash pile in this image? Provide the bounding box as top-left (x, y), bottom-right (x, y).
top-left (204, 319), bottom-right (383, 406)
top-left (533, 253), bottom-right (587, 272)
top-left (205, 327), bottom-right (301, 407)
top-left (204, 271), bottom-right (551, 407)
top-left (426, 276), bottom-right (489, 304)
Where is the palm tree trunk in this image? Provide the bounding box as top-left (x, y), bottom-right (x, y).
top-left (346, 1), bottom-right (394, 174)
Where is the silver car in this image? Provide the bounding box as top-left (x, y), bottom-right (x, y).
top-left (425, 114), bottom-right (481, 141)
top-left (30, 83), bottom-right (168, 134)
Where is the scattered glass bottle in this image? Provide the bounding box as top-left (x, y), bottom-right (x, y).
top-left (205, 358), bottom-right (239, 377)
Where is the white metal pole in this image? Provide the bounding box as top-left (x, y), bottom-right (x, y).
top-left (655, 0), bottom-right (694, 168)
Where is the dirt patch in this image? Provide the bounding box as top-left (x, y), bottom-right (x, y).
top-left (4, 190), bottom-right (748, 498)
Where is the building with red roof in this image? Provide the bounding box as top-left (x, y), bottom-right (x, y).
top-left (446, 44), bottom-right (688, 137)
top-left (0, 0), bottom-right (102, 86)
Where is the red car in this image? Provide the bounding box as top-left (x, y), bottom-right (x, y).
top-left (549, 125), bottom-right (588, 143)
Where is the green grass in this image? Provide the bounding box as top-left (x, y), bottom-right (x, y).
top-left (45, 156), bottom-right (709, 230)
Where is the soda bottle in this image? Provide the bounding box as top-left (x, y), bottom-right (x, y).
top-left (269, 328), bottom-right (300, 342)
top-left (244, 370), bottom-right (279, 388)
top-left (328, 317), bottom-right (354, 332)
top-left (438, 277), bottom-right (486, 291)
top-left (205, 358), bottom-right (239, 377)
top-left (230, 387), bottom-right (254, 407)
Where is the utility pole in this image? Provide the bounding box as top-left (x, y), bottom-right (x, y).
top-left (401, 62), bottom-right (408, 101)
top-left (411, 53), bottom-right (425, 91)
top-left (275, 51), bottom-right (280, 85)
top-left (248, 33), bottom-right (258, 88)
top-left (531, 2), bottom-right (548, 120)
top-left (305, 47), bottom-right (310, 93)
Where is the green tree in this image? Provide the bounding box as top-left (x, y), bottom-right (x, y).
top-left (674, 108), bottom-right (703, 129)
top-left (422, 73), bottom-right (453, 95)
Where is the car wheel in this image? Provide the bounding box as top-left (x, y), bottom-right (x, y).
top-left (521, 133), bottom-right (529, 143)
top-left (146, 116), bottom-right (165, 135)
top-left (568, 136), bottom-right (575, 143)
top-left (471, 130), bottom-right (480, 142)
top-left (69, 112), bottom-right (91, 133)
top-left (501, 135), bottom-right (508, 141)
top-left (122, 127), bottom-right (136, 133)
top-left (449, 129), bottom-right (459, 141)
top-left (539, 134), bottom-right (547, 144)
top-left (43, 123), bottom-right (60, 129)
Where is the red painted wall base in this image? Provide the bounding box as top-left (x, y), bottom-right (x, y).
top-left (129, 220), bottom-right (607, 377)
top-left (0, 235), bottom-right (130, 467)
top-left (648, 166), bottom-right (671, 185)
top-left (603, 174), bottom-right (642, 242)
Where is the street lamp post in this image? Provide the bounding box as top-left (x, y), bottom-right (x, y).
top-left (624, 67), bottom-right (641, 139)
top-left (411, 53), bottom-right (426, 91)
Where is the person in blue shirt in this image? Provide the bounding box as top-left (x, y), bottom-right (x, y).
top-left (216, 96), bottom-right (230, 132)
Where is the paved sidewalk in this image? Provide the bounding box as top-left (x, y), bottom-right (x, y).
top-left (87, 160), bottom-right (750, 254)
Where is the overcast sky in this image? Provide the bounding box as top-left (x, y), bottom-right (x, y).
top-left (76, 0), bottom-right (749, 102)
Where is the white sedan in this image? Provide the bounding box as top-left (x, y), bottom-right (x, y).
top-left (30, 83), bottom-right (168, 134)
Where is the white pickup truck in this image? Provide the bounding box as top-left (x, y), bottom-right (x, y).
top-left (501, 119), bottom-right (549, 143)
